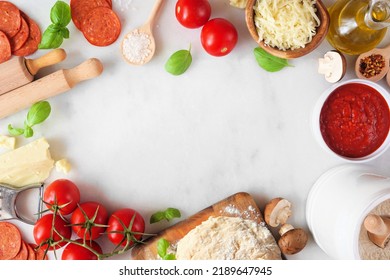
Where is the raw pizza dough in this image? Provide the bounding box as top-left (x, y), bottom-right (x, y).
top-left (175, 216), bottom-right (282, 260)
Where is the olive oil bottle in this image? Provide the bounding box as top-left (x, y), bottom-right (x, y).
top-left (327, 0), bottom-right (390, 55)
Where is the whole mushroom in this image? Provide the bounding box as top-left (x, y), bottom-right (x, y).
top-left (278, 224), bottom-right (308, 255)
top-left (264, 197), bottom-right (292, 227)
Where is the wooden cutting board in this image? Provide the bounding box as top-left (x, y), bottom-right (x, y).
top-left (130, 192), bottom-right (266, 260)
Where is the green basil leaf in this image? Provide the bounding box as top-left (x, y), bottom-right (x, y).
top-left (150, 208), bottom-right (181, 224)
top-left (157, 238), bottom-right (169, 259)
top-left (163, 254), bottom-right (176, 260)
top-left (50, 1), bottom-right (71, 26)
top-left (60, 27), bottom-right (70, 39)
top-left (26, 101), bottom-right (51, 127)
top-left (38, 25), bottom-right (64, 49)
top-left (165, 47), bottom-right (192, 76)
top-left (7, 124), bottom-right (24, 136)
top-left (164, 208), bottom-right (181, 221)
top-left (253, 47), bottom-right (292, 72)
top-left (150, 212), bottom-right (165, 224)
top-left (23, 126), bottom-right (34, 138)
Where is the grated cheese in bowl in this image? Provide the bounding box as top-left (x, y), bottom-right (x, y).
top-left (253, 0), bottom-right (320, 51)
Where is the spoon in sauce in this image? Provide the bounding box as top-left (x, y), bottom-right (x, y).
top-left (121, 0), bottom-right (164, 66)
top-left (355, 44), bottom-right (390, 82)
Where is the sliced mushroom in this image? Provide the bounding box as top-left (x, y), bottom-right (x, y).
top-left (318, 50), bottom-right (347, 83)
top-left (264, 197), bottom-right (292, 227)
top-left (278, 224), bottom-right (308, 255)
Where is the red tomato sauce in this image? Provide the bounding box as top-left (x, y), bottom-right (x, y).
top-left (320, 83), bottom-right (390, 158)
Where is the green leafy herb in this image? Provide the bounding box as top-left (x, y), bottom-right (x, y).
top-left (157, 238), bottom-right (176, 260)
top-left (165, 46), bottom-right (192, 75)
top-left (8, 101), bottom-right (51, 138)
top-left (150, 208), bottom-right (181, 224)
top-left (253, 47), bottom-right (292, 72)
top-left (39, 1), bottom-right (71, 49)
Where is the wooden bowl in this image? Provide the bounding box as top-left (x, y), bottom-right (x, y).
top-left (245, 0), bottom-right (330, 59)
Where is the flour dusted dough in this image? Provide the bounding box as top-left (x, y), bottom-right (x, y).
top-left (176, 216), bottom-right (281, 260)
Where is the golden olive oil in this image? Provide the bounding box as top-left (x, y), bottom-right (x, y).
top-left (327, 0), bottom-right (388, 55)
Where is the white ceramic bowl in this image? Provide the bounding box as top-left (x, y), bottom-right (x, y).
top-left (312, 79), bottom-right (390, 162)
top-left (306, 164), bottom-right (390, 259)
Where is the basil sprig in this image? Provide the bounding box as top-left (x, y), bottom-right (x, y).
top-left (254, 47), bottom-right (292, 72)
top-left (8, 101), bottom-right (51, 138)
top-left (150, 208), bottom-right (181, 224)
top-left (165, 46), bottom-right (192, 75)
top-left (157, 238), bottom-right (176, 260)
top-left (39, 1), bottom-right (71, 49)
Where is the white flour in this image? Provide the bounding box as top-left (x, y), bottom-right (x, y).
top-left (359, 199), bottom-right (390, 259)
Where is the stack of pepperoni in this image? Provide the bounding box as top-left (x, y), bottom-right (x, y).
top-left (71, 0), bottom-right (122, 46)
top-left (0, 222), bottom-right (48, 260)
top-left (0, 1), bottom-right (41, 63)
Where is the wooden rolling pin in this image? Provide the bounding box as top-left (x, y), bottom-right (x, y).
top-left (0, 58), bottom-right (103, 120)
top-left (364, 214), bottom-right (390, 248)
top-left (0, 49), bottom-right (67, 95)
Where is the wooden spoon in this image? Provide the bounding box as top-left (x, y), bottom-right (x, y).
top-left (364, 214), bottom-right (390, 248)
top-left (355, 44), bottom-right (390, 82)
top-left (121, 0), bottom-right (164, 66)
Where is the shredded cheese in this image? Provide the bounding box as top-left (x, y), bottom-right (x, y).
top-left (253, 0), bottom-right (320, 50)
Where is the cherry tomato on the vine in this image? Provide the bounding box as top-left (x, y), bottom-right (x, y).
top-left (107, 208), bottom-right (145, 247)
top-left (71, 201), bottom-right (109, 240)
top-left (61, 239), bottom-right (103, 260)
top-left (33, 214), bottom-right (71, 250)
top-left (201, 18), bottom-right (238, 57)
top-left (43, 179), bottom-right (80, 215)
top-left (175, 0), bottom-right (211, 29)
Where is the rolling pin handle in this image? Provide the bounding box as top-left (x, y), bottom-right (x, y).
top-left (25, 48), bottom-right (67, 75)
top-left (64, 58), bottom-right (104, 88)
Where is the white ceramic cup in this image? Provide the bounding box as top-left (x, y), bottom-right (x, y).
top-left (306, 164), bottom-right (390, 259)
top-left (311, 79), bottom-right (390, 162)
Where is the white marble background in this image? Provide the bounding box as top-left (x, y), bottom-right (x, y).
top-left (4, 0), bottom-right (390, 260)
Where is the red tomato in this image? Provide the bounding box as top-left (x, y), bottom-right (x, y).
top-left (43, 179), bottom-right (81, 215)
top-left (33, 214), bottom-right (71, 250)
top-left (175, 0), bottom-right (211, 29)
top-left (71, 201), bottom-right (109, 240)
top-left (107, 208), bottom-right (145, 247)
top-left (200, 18), bottom-right (238, 56)
top-left (61, 239), bottom-right (102, 260)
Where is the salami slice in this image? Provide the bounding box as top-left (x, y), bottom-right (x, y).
top-left (81, 7), bottom-right (121, 47)
top-left (0, 30), bottom-right (11, 63)
top-left (0, 1), bottom-right (21, 38)
top-left (71, 0), bottom-right (111, 30)
top-left (0, 222), bottom-right (22, 260)
top-left (30, 243), bottom-right (48, 260)
top-left (12, 13), bottom-right (41, 57)
top-left (9, 15), bottom-right (29, 52)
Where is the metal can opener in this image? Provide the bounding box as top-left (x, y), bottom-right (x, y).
top-left (0, 182), bottom-right (44, 225)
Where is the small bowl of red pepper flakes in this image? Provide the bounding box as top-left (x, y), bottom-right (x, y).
top-left (312, 79), bottom-right (390, 162)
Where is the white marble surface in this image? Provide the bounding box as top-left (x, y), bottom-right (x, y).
top-left (4, 0), bottom-right (390, 260)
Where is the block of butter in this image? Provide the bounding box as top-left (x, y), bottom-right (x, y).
top-left (0, 138), bottom-right (54, 187)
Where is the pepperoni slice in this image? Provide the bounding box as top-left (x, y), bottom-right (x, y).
top-left (0, 30), bottom-right (11, 63)
top-left (29, 243), bottom-right (48, 260)
top-left (0, 222), bottom-right (22, 260)
top-left (81, 7), bottom-right (121, 46)
top-left (0, 1), bottom-right (21, 38)
top-left (11, 241), bottom-right (28, 260)
top-left (71, 0), bottom-right (111, 30)
top-left (26, 243), bottom-right (36, 260)
top-left (13, 13), bottom-right (41, 57)
top-left (9, 15), bottom-right (29, 52)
